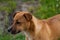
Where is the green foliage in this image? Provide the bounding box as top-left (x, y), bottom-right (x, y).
top-left (15, 34), bottom-right (25, 40)
top-left (22, 0), bottom-right (34, 2)
top-left (0, 34), bottom-right (12, 40)
top-left (0, 0), bottom-right (15, 2)
top-left (0, 0), bottom-right (16, 28)
top-left (0, 1), bottom-right (16, 14)
top-left (33, 0), bottom-right (60, 19)
top-left (0, 33), bottom-right (25, 40)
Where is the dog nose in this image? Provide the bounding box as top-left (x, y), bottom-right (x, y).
top-left (8, 27), bottom-right (12, 32)
top-left (8, 29), bottom-right (11, 32)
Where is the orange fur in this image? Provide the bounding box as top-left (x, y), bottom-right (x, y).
top-left (8, 11), bottom-right (60, 40)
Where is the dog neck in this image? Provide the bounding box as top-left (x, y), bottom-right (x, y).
top-left (32, 16), bottom-right (43, 35)
top-left (24, 17), bottom-right (35, 40)
top-left (24, 16), bottom-right (43, 40)
top-left (24, 16), bottom-right (51, 40)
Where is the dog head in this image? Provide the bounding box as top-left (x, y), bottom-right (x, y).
top-left (8, 11), bottom-right (32, 34)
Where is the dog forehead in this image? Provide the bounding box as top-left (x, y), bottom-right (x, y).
top-left (13, 12), bottom-right (29, 20)
top-left (13, 14), bottom-right (23, 20)
top-left (15, 11), bottom-right (29, 16)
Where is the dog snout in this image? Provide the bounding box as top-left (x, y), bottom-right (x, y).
top-left (8, 27), bottom-right (12, 32)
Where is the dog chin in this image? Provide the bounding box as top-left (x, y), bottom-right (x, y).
top-left (11, 31), bottom-right (21, 34)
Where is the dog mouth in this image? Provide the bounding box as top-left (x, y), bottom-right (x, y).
top-left (11, 30), bottom-right (21, 34)
top-left (8, 29), bottom-right (21, 34)
top-left (8, 28), bottom-right (21, 34)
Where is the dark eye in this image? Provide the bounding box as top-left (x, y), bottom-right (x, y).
top-left (16, 22), bottom-right (21, 24)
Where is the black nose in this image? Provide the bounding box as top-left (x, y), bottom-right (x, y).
top-left (8, 27), bottom-right (12, 32)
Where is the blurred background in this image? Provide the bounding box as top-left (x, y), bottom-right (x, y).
top-left (0, 0), bottom-right (60, 40)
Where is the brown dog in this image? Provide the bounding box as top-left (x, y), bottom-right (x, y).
top-left (8, 11), bottom-right (60, 40)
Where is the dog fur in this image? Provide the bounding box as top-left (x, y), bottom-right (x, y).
top-left (8, 11), bottom-right (60, 40)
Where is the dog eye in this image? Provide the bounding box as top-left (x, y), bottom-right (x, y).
top-left (16, 22), bottom-right (21, 24)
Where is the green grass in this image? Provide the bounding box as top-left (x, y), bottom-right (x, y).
top-left (0, 33), bottom-right (25, 40)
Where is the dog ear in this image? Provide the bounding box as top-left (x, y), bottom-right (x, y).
top-left (13, 11), bottom-right (20, 17)
top-left (13, 12), bottom-right (17, 18)
top-left (23, 13), bottom-right (32, 21)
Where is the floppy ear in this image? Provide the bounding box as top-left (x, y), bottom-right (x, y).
top-left (13, 12), bottom-right (17, 18)
top-left (13, 11), bottom-right (20, 17)
top-left (23, 13), bottom-right (32, 21)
